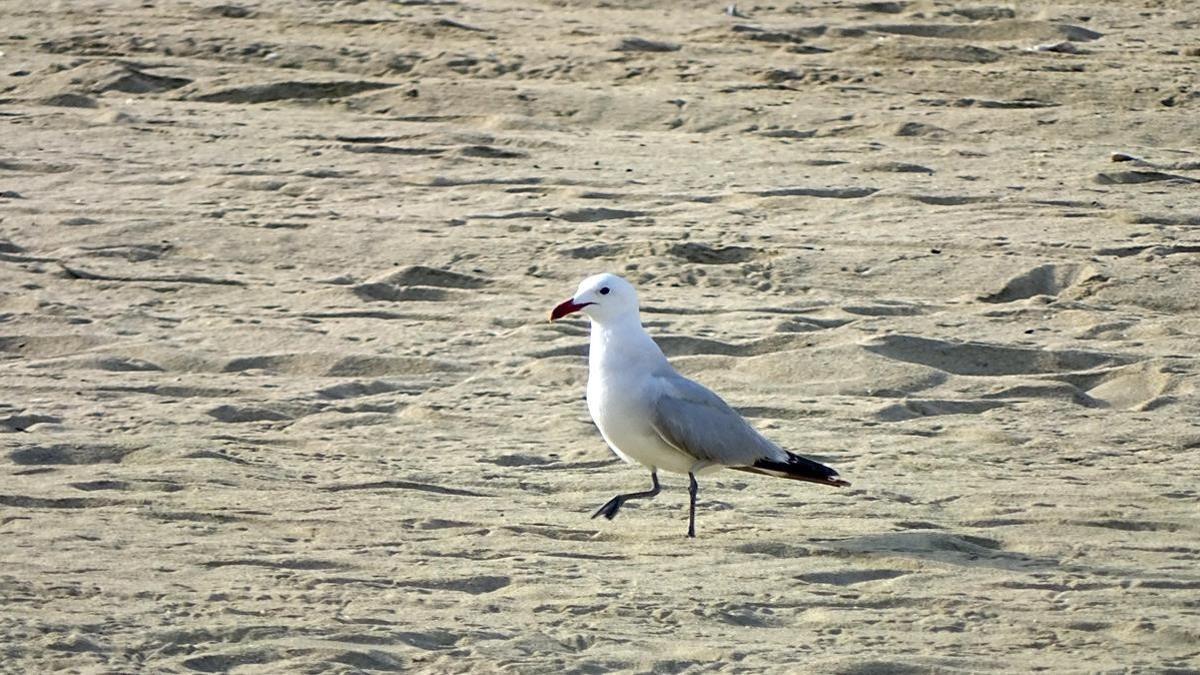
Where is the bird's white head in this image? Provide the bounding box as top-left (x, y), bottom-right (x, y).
top-left (549, 273), bottom-right (639, 325)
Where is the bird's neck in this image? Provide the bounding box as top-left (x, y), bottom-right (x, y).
top-left (589, 314), bottom-right (667, 374)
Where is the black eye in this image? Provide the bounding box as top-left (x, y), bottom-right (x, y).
top-left (599, 287), bottom-right (610, 295)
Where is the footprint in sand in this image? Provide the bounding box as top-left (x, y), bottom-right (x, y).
top-left (353, 265), bottom-right (490, 302)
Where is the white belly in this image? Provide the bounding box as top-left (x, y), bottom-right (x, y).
top-left (587, 374), bottom-right (696, 474)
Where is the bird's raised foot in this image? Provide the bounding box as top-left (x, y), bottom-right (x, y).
top-left (592, 496), bottom-right (625, 520)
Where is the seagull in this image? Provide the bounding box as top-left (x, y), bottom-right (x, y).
top-left (549, 273), bottom-right (850, 538)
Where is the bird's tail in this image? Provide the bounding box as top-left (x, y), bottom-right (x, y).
top-left (732, 452), bottom-right (850, 487)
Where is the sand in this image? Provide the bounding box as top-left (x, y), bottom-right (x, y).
top-left (2, 0), bottom-right (1199, 672)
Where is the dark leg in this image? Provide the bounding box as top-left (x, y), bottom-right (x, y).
top-left (687, 472), bottom-right (698, 538)
top-left (592, 472), bottom-right (661, 521)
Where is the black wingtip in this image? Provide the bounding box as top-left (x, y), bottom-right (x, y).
top-left (741, 452), bottom-right (850, 487)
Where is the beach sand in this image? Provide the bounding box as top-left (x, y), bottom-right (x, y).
top-left (1, 0), bottom-right (1199, 672)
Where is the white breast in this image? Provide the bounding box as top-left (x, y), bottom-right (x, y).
top-left (583, 314), bottom-right (700, 473)
top-left (586, 351), bottom-right (697, 475)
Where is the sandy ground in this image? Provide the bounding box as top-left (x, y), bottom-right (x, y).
top-left (2, 0), bottom-right (1200, 672)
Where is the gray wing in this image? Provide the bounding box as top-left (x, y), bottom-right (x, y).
top-left (649, 372), bottom-right (781, 467)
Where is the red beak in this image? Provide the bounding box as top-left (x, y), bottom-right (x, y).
top-left (549, 298), bottom-right (592, 321)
